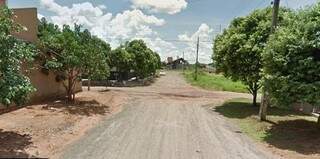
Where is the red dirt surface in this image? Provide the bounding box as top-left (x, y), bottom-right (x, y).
top-left (0, 88), bottom-right (128, 158)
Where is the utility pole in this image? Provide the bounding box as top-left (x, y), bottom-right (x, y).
top-left (194, 36), bottom-right (200, 80)
top-left (259, 0), bottom-right (280, 121)
top-left (182, 51), bottom-right (185, 71)
top-left (271, 0), bottom-right (280, 32)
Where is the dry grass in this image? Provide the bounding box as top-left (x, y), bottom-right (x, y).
top-left (0, 88), bottom-right (128, 158)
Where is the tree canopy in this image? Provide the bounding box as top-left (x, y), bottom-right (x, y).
top-left (213, 7), bottom-right (292, 106)
top-left (38, 19), bottom-right (110, 101)
top-left (78, 29), bottom-right (111, 81)
top-left (109, 39), bottom-right (161, 80)
top-left (263, 3), bottom-right (320, 107)
top-left (109, 45), bottom-right (134, 75)
top-left (0, 6), bottom-right (37, 106)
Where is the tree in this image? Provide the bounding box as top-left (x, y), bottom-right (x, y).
top-left (263, 3), bottom-right (320, 124)
top-left (125, 40), bottom-right (160, 79)
top-left (78, 29), bottom-right (110, 90)
top-left (213, 7), bottom-right (291, 107)
top-left (109, 46), bottom-right (134, 81)
top-left (38, 22), bottom-right (110, 101)
top-left (148, 50), bottom-right (161, 75)
top-left (154, 52), bottom-right (161, 69)
top-left (0, 6), bottom-right (37, 106)
top-left (125, 40), bottom-right (149, 79)
top-left (151, 51), bottom-right (161, 72)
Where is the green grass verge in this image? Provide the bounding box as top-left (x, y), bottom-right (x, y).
top-left (183, 70), bottom-right (248, 93)
top-left (213, 98), bottom-right (320, 154)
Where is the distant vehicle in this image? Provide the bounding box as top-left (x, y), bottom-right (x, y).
top-left (128, 77), bottom-right (137, 81)
top-left (159, 72), bottom-right (166, 76)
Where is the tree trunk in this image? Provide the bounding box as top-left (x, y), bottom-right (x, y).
top-left (87, 78), bottom-right (91, 91)
top-left (67, 78), bottom-right (72, 101)
top-left (259, 90), bottom-right (269, 121)
top-left (252, 89), bottom-right (258, 107)
top-left (66, 71), bottom-right (75, 102)
top-left (317, 115), bottom-right (320, 128)
top-left (250, 82), bottom-right (259, 107)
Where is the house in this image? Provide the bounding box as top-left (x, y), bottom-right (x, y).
top-left (167, 58), bottom-right (189, 70)
top-left (1, 0), bottom-right (82, 103)
top-left (167, 57), bottom-right (173, 64)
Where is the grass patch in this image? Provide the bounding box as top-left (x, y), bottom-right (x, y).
top-left (183, 70), bottom-right (248, 93)
top-left (213, 98), bottom-right (320, 155)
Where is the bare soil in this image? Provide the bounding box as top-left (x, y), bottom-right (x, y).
top-left (0, 89), bottom-right (128, 158)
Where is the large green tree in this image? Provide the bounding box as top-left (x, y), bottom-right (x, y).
top-left (213, 7), bottom-right (291, 107)
top-left (38, 21), bottom-right (110, 101)
top-left (78, 29), bottom-right (110, 90)
top-left (263, 3), bottom-right (320, 110)
top-left (108, 40), bottom-right (160, 81)
top-left (125, 40), bottom-right (149, 78)
top-left (124, 40), bottom-right (160, 79)
top-left (0, 6), bottom-right (36, 106)
top-left (109, 45), bottom-right (134, 81)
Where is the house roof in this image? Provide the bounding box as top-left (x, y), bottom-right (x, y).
top-left (167, 58), bottom-right (188, 65)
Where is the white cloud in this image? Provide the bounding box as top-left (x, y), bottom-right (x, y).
top-left (178, 23), bottom-right (214, 64)
top-left (131, 0), bottom-right (188, 14)
top-left (98, 4), bottom-right (107, 10)
top-left (142, 37), bottom-right (179, 60)
top-left (37, 13), bottom-right (44, 19)
top-left (41, 0), bottom-right (110, 28)
top-left (39, 0), bottom-right (176, 60)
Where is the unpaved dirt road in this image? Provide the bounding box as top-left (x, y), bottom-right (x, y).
top-left (61, 71), bottom-right (276, 159)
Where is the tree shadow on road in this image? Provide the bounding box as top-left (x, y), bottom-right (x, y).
top-left (213, 98), bottom-right (307, 119)
top-left (263, 119), bottom-right (320, 155)
top-left (213, 98), bottom-right (258, 119)
top-left (43, 99), bottom-right (110, 116)
top-left (0, 129), bottom-right (33, 158)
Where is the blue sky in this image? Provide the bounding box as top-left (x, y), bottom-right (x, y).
top-left (8, 0), bottom-right (318, 63)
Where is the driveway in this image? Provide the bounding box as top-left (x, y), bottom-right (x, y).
top-left (61, 71), bottom-right (276, 159)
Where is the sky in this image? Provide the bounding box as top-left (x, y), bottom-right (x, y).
top-left (8, 0), bottom-right (318, 63)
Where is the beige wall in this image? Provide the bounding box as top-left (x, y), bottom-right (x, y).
top-left (12, 8), bottom-right (38, 43)
top-left (27, 66), bottom-right (82, 103)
